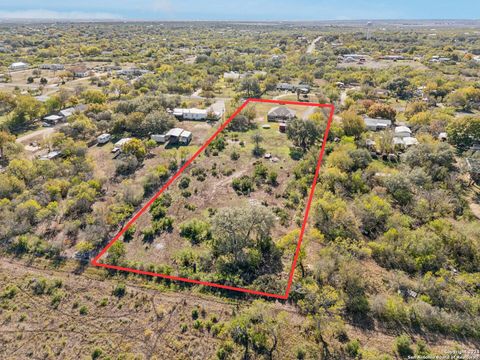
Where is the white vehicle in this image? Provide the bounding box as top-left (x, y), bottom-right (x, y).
top-left (97, 133), bottom-right (112, 144)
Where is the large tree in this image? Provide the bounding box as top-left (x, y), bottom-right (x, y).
top-left (286, 118), bottom-right (322, 152)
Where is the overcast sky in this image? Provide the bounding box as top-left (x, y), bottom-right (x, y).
top-left (0, 0), bottom-right (479, 21)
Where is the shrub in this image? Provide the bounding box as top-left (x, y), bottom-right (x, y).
top-left (113, 283), bottom-right (126, 297)
top-left (232, 175), bottom-right (254, 195)
top-left (142, 227), bottom-right (155, 242)
top-left (153, 217), bottom-right (174, 233)
top-left (346, 339), bottom-right (360, 358)
top-left (192, 308), bottom-right (199, 319)
top-left (395, 335), bottom-right (414, 358)
top-left (123, 225), bottom-right (136, 241)
top-left (267, 171), bottom-right (278, 186)
top-left (156, 193), bottom-right (172, 207)
top-left (179, 177), bottom-right (191, 189)
top-left (180, 219), bottom-right (211, 244)
top-left (230, 150), bottom-right (240, 160)
top-left (150, 204), bottom-right (167, 220)
top-left (79, 305), bottom-right (88, 315)
top-left (254, 163), bottom-right (268, 180)
top-left (91, 347), bottom-right (103, 360)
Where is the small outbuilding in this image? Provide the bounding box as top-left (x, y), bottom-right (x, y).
top-left (179, 130), bottom-right (192, 145)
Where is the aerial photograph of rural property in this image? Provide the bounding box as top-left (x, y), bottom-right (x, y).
top-left (0, 0), bottom-right (479, 359)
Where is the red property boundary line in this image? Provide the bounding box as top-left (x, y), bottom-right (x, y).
top-left (91, 98), bottom-right (334, 300)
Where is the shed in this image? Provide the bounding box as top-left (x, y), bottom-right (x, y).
top-left (179, 131), bottom-right (192, 145)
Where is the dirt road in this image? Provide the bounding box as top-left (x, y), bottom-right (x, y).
top-left (306, 36), bottom-right (322, 54)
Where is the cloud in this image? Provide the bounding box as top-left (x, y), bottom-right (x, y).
top-left (151, 0), bottom-right (173, 12)
top-left (0, 9), bottom-right (123, 20)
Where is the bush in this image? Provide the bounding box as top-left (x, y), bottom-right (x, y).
top-left (192, 308), bottom-right (199, 320)
top-left (395, 335), bottom-right (414, 358)
top-left (180, 219), bottom-right (211, 244)
top-left (153, 217), bottom-right (174, 233)
top-left (91, 347), bottom-right (103, 360)
top-left (123, 225), bottom-right (136, 241)
top-left (142, 227), bottom-right (155, 242)
top-left (179, 177), bottom-right (191, 189)
top-left (346, 340), bottom-right (360, 358)
top-left (79, 305), bottom-right (88, 315)
top-left (230, 150), bottom-right (240, 160)
top-left (267, 171), bottom-right (278, 186)
top-left (113, 283), bottom-right (126, 297)
top-left (150, 204), bottom-right (167, 220)
top-left (232, 175), bottom-right (254, 195)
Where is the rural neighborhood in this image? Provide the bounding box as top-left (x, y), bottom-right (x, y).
top-left (0, 11), bottom-right (479, 360)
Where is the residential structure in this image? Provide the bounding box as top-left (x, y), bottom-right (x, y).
top-left (173, 108), bottom-right (209, 121)
top-left (40, 64), bottom-right (64, 71)
top-left (267, 106), bottom-right (296, 122)
top-left (363, 116), bottom-right (392, 131)
top-left (9, 62), bottom-right (28, 71)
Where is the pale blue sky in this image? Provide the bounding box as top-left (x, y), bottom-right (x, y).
top-left (0, 0), bottom-right (479, 20)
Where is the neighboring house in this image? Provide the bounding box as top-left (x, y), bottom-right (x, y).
top-left (173, 108), bottom-right (209, 121)
top-left (43, 114), bottom-right (63, 125)
top-left (116, 68), bottom-right (149, 77)
top-left (9, 62), bottom-right (28, 71)
top-left (223, 71), bottom-right (242, 80)
top-left (59, 107), bottom-right (76, 120)
top-left (394, 126), bottom-right (412, 138)
top-left (68, 66), bottom-right (89, 78)
top-left (267, 106), bottom-right (296, 122)
top-left (381, 55), bottom-right (405, 61)
top-left (363, 116), bottom-right (392, 131)
top-left (39, 151), bottom-right (62, 161)
top-left (276, 83), bottom-right (295, 92)
top-left (394, 136), bottom-right (419, 148)
top-left (40, 64), bottom-right (64, 71)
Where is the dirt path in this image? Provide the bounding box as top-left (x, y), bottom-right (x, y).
top-left (306, 36), bottom-right (322, 54)
top-left (15, 125), bottom-right (61, 144)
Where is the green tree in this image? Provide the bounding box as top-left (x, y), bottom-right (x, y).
top-left (446, 116), bottom-right (480, 150)
top-left (286, 118), bottom-right (321, 152)
top-left (122, 138), bottom-right (147, 161)
top-left (341, 110), bottom-right (365, 138)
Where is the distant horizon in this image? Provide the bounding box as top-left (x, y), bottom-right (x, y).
top-left (1, 18), bottom-right (480, 24)
top-left (1, 1), bottom-right (479, 22)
